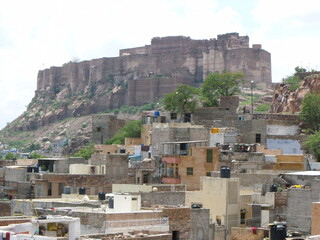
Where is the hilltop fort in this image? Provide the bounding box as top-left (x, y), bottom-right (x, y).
top-left (16, 33), bottom-right (271, 131)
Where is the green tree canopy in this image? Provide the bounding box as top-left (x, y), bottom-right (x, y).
top-left (72, 143), bottom-right (94, 160)
top-left (163, 84), bottom-right (199, 114)
top-left (283, 75), bottom-right (301, 91)
top-left (304, 131), bottom-right (320, 161)
top-left (105, 120), bottom-right (142, 144)
top-left (5, 152), bottom-right (18, 160)
top-left (299, 93), bottom-right (320, 132)
top-left (29, 152), bottom-right (46, 159)
top-left (201, 71), bottom-right (244, 106)
top-left (295, 66), bottom-right (307, 73)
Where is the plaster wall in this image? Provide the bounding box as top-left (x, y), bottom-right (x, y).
top-left (267, 125), bottom-right (299, 135)
top-left (185, 177), bottom-right (240, 231)
top-left (141, 191), bottom-right (185, 207)
top-left (5, 168), bottom-right (26, 182)
top-left (112, 184), bottom-right (153, 193)
top-left (266, 138), bottom-right (302, 154)
top-left (69, 164), bottom-right (91, 174)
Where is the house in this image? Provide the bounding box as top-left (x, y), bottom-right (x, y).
top-left (161, 143), bottom-right (218, 190)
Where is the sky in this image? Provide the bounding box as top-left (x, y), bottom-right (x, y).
top-left (0, 0), bottom-right (320, 129)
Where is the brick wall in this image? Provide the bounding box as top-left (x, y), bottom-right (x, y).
top-left (0, 218), bottom-right (31, 226)
top-left (231, 227), bottom-right (266, 240)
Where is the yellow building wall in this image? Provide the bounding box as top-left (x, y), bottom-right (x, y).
top-left (179, 147), bottom-right (218, 190)
top-left (274, 155), bottom-right (305, 170)
top-left (141, 124), bottom-right (152, 146)
top-left (125, 138), bottom-right (142, 145)
top-left (185, 176), bottom-right (240, 230)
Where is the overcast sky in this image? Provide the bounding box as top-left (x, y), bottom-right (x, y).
top-left (0, 0), bottom-right (319, 129)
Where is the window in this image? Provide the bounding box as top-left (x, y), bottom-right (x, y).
top-left (143, 174), bottom-right (149, 184)
top-left (58, 183), bottom-right (64, 195)
top-left (172, 231), bottom-right (180, 240)
top-left (207, 149), bottom-right (213, 162)
top-left (184, 113), bottom-right (191, 123)
top-left (241, 209), bottom-right (246, 224)
top-left (47, 182), bottom-right (52, 196)
top-left (256, 133), bottom-right (261, 143)
top-left (187, 167), bottom-right (193, 175)
top-left (206, 172), bottom-right (211, 176)
top-left (96, 127), bottom-right (102, 132)
top-left (170, 113), bottom-right (177, 120)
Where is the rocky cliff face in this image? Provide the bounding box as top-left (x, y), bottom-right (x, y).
top-left (270, 74), bottom-right (320, 113)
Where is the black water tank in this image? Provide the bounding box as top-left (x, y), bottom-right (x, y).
top-left (79, 187), bottom-right (86, 195)
top-left (120, 149), bottom-right (126, 153)
top-left (33, 166), bottom-right (39, 173)
top-left (27, 167), bottom-right (33, 172)
top-left (270, 223), bottom-right (286, 240)
top-left (220, 166), bottom-right (231, 178)
top-left (108, 197), bottom-right (114, 209)
top-left (270, 184), bottom-right (277, 192)
top-left (98, 192), bottom-right (106, 200)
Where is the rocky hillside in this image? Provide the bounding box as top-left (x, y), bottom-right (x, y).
top-left (270, 74), bottom-right (320, 113)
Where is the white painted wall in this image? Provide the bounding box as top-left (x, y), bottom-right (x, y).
top-left (210, 133), bottom-right (224, 146)
top-left (267, 125), bottom-right (299, 136)
top-left (113, 194), bottom-right (141, 212)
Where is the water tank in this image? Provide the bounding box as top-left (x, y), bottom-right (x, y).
top-left (98, 192), bottom-right (106, 201)
top-left (269, 223), bottom-right (286, 240)
top-left (220, 166), bottom-right (231, 178)
top-left (79, 187), bottom-right (86, 195)
top-left (64, 186), bottom-right (71, 194)
top-left (27, 167), bottom-right (33, 172)
top-left (154, 111), bottom-right (160, 117)
top-left (270, 184), bottom-right (277, 192)
top-left (120, 149), bottom-right (126, 153)
top-left (108, 197), bottom-right (114, 209)
top-left (33, 166), bottom-right (39, 173)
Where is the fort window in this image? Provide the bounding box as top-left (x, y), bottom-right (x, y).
top-left (96, 127), bottom-right (102, 132)
top-left (255, 133), bottom-right (261, 143)
top-left (187, 167), bottom-right (193, 175)
top-left (207, 149), bottom-right (213, 162)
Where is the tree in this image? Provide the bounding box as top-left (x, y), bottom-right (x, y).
top-left (201, 71), bottom-right (244, 106)
top-left (105, 120), bottom-right (142, 144)
top-left (163, 85), bottom-right (199, 115)
top-left (283, 75), bottom-right (301, 91)
top-left (295, 66), bottom-right (307, 73)
top-left (5, 152), bottom-right (17, 160)
top-left (29, 152), bottom-right (46, 159)
top-left (304, 131), bottom-right (320, 161)
top-left (72, 143), bottom-right (94, 160)
top-left (299, 93), bottom-right (320, 132)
